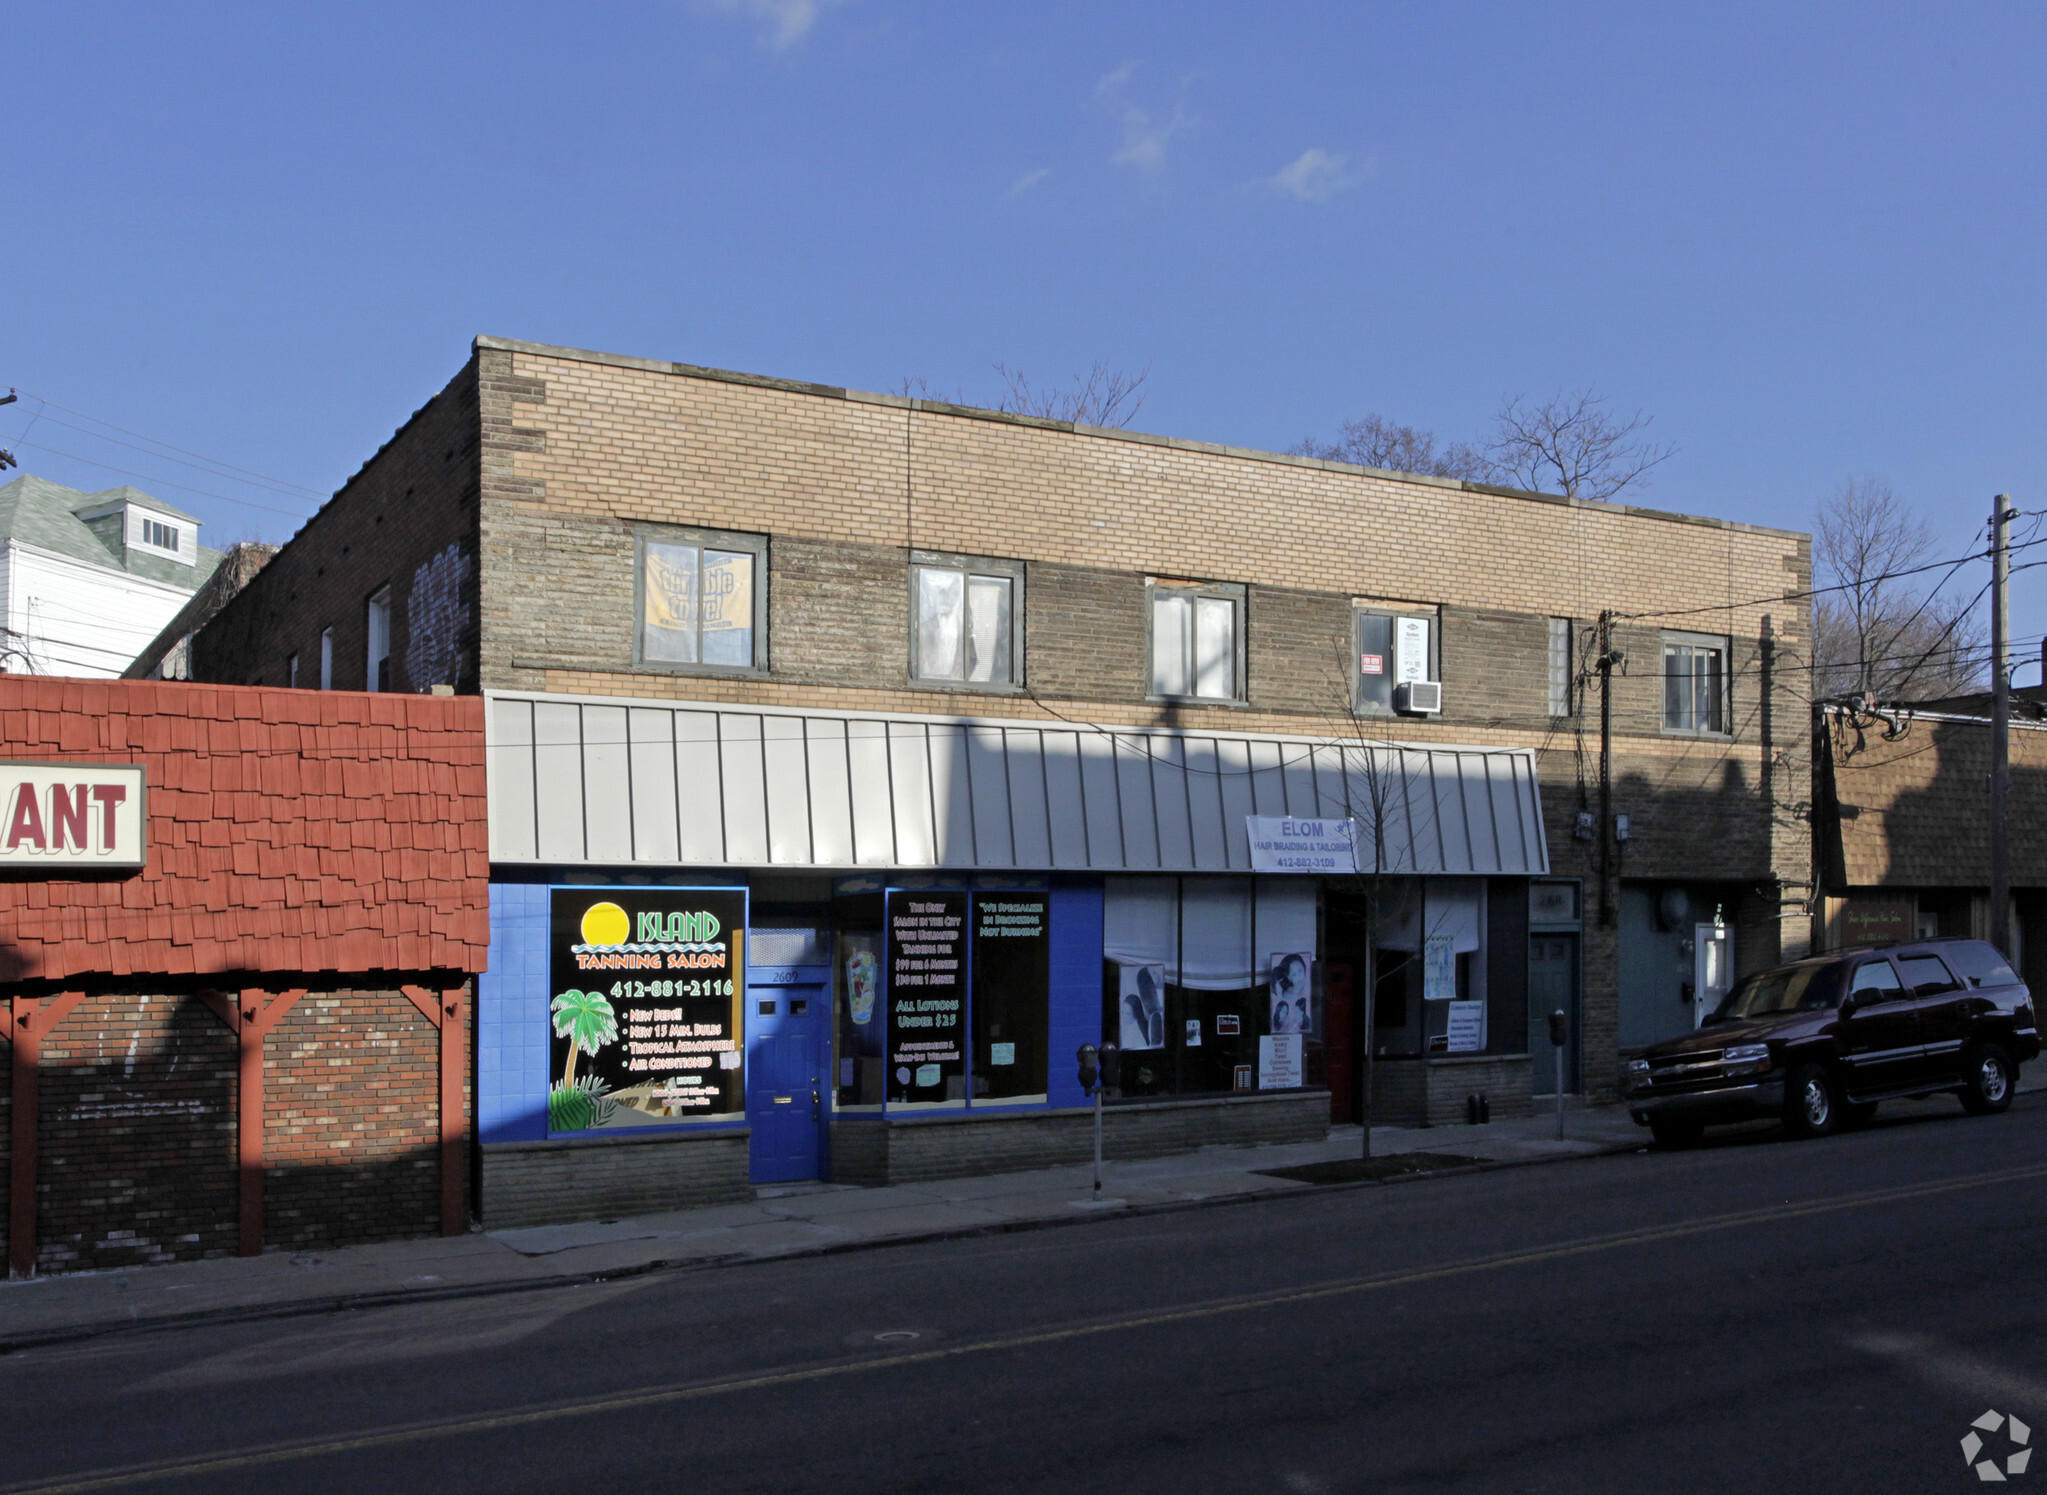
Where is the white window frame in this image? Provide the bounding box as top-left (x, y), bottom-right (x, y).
top-left (908, 552), bottom-right (1024, 691)
top-left (139, 517), bottom-right (180, 554)
top-left (319, 627), bottom-right (334, 690)
top-left (633, 524), bottom-right (770, 675)
top-left (1662, 630), bottom-right (1730, 736)
top-left (287, 652), bottom-right (300, 690)
top-left (366, 586), bottom-right (392, 693)
top-left (1147, 581), bottom-right (1246, 704)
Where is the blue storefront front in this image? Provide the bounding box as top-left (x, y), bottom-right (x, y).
top-left (474, 693), bottom-right (1548, 1228)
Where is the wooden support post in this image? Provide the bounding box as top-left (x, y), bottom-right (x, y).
top-left (6, 991), bottom-right (89, 1279)
top-left (198, 987), bottom-right (307, 1259)
top-left (402, 984), bottom-right (471, 1237)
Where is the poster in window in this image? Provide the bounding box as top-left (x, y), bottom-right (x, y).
top-left (1258, 1033), bottom-right (1303, 1089)
top-left (547, 886), bottom-right (746, 1132)
top-left (1268, 952), bottom-right (1312, 1034)
top-left (1445, 1000), bottom-right (1486, 1053)
top-left (1395, 616), bottom-right (1431, 682)
top-left (971, 893), bottom-right (1049, 1101)
top-left (1424, 935), bottom-right (1458, 1000)
top-left (699, 549), bottom-right (754, 666)
top-left (1117, 962), bottom-right (1167, 1050)
top-left (887, 891), bottom-right (968, 1104)
top-left (642, 541), bottom-right (700, 662)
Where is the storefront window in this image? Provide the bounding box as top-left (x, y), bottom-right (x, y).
top-left (970, 893), bottom-right (1050, 1103)
top-left (1101, 876), bottom-right (1320, 1098)
top-left (1370, 878), bottom-right (1488, 1056)
top-left (836, 882), bottom-right (1053, 1113)
top-left (834, 891), bottom-right (885, 1111)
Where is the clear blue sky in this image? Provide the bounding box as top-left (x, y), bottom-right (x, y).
top-left (5, 3), bottom-right (2043, 645)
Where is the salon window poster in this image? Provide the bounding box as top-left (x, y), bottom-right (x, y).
top-left (548, 886), bottom-right (747, 1132)
top-left (886, 889), bottom-right (967, 1104)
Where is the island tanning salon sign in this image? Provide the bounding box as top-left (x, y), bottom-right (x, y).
top-left (0, 763), bottom-right (146, 869)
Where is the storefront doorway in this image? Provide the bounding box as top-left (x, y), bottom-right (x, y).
top-left (747, 929), bottom-right (831, 1184)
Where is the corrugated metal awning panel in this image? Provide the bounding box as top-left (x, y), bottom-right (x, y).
top-left (486, 694), bottom-right (1549, 877)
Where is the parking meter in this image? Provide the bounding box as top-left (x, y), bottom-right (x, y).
top-left (1076, 1043), bottom-right (1100, 1095)
top-left (1547, 1009), bottom-right (1568, 1047)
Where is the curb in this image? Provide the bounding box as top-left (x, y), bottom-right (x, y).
top-left (0, 1135), bottom-right (1644, 1357)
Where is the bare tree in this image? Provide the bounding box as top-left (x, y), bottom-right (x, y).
top-left (991, 359), bottom-right (1149, 429)
top-left (896, 360), bottom-right (1151, 430)
top-left (1811, 478), bottom-right (1984, 702)
top-left (1482, 388), bottom-right (1675, 501)
top-left (1288, 414), bottom-right (1489, 481)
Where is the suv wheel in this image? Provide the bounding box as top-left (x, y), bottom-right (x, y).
top-left (1785, 1064), bottom-right (1838, 1138)
top-left (1959, 1044), bottom-right (2015, 1116)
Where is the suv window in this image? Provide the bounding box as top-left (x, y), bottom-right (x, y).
top-left (1941, 940), bottom-right (2020, 990)
top-left (1895, 953), bottom-right (1962, 998)
top-left (1849, 959), bottom-right (1904, 1002)
top-left (1717, 961), bottom-right (1842, 1019)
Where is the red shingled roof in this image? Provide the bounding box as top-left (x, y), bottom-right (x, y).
top-left (0, 677), bottom-right (487, 980)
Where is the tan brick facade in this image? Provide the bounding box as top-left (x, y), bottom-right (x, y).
top-left (192, 334), bottom-right (1817, 1104)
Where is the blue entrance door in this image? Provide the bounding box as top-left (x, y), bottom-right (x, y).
top-left (746, 975), bottom-right (828, 1183)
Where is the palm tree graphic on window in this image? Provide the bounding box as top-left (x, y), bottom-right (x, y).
top-left (552, 988), bottom-right (618, 1088)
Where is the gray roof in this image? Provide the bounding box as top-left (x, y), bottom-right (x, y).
top-left (0, 474), bottom-right (220, 589)
top-left (487, 692), bottom-right (1550, 877)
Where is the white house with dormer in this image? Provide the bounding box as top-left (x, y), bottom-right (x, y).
top-left (0, 475), bottom-right (222, 678)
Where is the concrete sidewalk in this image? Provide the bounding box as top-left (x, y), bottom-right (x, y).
top-left (0, 1103), bottom-right (1646, 1351)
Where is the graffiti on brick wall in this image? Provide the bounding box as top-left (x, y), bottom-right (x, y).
top-left (406, 542), bottom-right (474, 690)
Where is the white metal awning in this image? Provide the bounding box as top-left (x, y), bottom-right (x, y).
top-left (485, 692), bottom-right (1550, 877)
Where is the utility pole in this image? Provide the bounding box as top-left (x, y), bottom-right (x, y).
top-left (1596, 611), bottom-right (1618, 927)
top-left (1990, 496), bottom-right (2015, 958)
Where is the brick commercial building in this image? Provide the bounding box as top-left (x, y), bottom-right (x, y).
top-left (0, 676), bottom-right (487, 1276)
top-left (188, 335), bottom-right (1812, 1227)
top-left (1815, 688), bottom-right (2047, 985)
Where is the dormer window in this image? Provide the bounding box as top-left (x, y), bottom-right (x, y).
top-left (141, 517), bottom-right (179, 553)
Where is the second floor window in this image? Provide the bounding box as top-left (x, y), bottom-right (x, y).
top-left (1662, 633), bottom-right (1727, 734)
top-left (140, 517), bottom-right (179, 553)
top-left (911, 558), bottom-right (1020, 686)
top-left (366, 586), bottom-right (392, 692)
top-left (637, 526), bottom-right (768, 671)
top-left (1548, 617), bottom-right (1575, 717)
top-left (1150, 583), bottom-right (1242, 702)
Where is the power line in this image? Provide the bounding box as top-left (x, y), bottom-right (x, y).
top-left (14, 408), bottom-right (324, 503)
top-left (1615, 532), bottom-right (2047, 623)
top-left (2, 388), bottom-right (326, 500)
top-left (10, 439), bottom-right (314, 520)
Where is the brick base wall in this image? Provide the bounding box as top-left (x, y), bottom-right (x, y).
top-left (6, 977), bottom-right (470, 1274)
top-left (265, 988), bottom-right (447, 1250)
top-left (479, 1129), bottom-right (752, 1228)
top-left (1371, 1055), bottom-right (1534, 1129)
top-left (832, 1090), bottom-right (1331, 1187)
top-left (34, 991), bottom-right (238, 1272)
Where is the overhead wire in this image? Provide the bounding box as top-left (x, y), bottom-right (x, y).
top-left (7, 439), bottom-right (314, 520)
top-left (1, 387), bottom-right (325, 500)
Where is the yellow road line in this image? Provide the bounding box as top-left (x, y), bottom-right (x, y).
top-left (5, 1159), bottom-right (2042, 1495)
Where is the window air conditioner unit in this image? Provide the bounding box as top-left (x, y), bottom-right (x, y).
top-left (1394, 680), bottom-right (1442, 716)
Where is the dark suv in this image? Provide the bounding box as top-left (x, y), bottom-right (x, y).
top-left (1622, 938), bottom-right (2038, 1147)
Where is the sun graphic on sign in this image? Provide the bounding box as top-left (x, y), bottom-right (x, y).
top-left (579, 901), bottom-right (631, 948)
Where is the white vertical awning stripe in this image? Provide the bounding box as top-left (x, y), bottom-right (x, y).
top-left (486, 692), bottom-right (1549, 876)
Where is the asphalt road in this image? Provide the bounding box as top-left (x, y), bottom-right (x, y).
top-left (5, 1093), bottom-right (2046, 1495)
